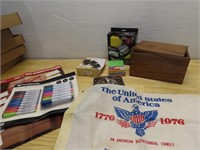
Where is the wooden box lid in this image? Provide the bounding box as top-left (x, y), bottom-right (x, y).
top-left (132, 41), bottom-right (188, 59)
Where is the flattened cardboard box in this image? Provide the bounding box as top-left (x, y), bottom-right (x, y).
top-left (1, 28), bottom-right (13, 42)
top-left (1, 56), bottom-right (23, 74)
top-left (1, 45), bottom-right (26, 66)
top-left (130, 41), bottom-right (190, 84)
top-left (0, 12), bottom-right (22, 30)
top-left (1, 34), bottom-right (25, 54)
top-left (1, 12), bottom-right (25, 73)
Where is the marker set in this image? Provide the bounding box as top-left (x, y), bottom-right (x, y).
top-left (41, 81), bottom-right (74, 108)
top-left (2, 89), bottom-right (41, 118)
top-left (1, 72), bottom-right (79, 122)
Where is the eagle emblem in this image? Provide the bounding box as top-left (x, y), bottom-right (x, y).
top-left (114, 104), bottom-right (158, 137)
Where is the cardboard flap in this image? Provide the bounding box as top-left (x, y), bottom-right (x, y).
top-left (1, 29), bottom-right (13, 42)
top-left (133, 41), bottom-right (188, 59)
top-left (1, 34), bottom-right (25, 54)
top-left (1, 13), bottom-right (22, 30)
top-left (1, 45), bottom-right (26, 66)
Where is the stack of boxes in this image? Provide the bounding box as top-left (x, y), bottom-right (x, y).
top-left (1, 12), bottom-right (26, 74)
top-left (108, 60), bottom-right (126, 76)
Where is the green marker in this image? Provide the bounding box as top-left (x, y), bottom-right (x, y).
top-left (2, 112), bottom-right (17, 118)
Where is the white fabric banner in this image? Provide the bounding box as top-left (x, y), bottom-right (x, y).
top-left (55, 85), bottom-right (200, 150)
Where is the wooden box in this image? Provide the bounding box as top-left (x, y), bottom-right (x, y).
top-left (130, 41), bottom-right (190, 84)
top-left (1, 113), bottom-right (64, 149)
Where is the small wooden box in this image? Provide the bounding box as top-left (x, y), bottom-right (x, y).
top-left (130, 41), bottom-right (190, 84)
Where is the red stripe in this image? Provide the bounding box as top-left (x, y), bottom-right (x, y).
top-left (130, 115), bottom-right (144, 124)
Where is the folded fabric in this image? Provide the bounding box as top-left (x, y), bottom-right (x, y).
top-left (55, 84), bottom-right (200, 150)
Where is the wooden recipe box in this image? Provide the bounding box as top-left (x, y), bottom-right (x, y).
top-left (130, 41), bottom-right (190, 84)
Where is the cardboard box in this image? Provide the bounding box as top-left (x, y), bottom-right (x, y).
top-left (76, 58), bottom-right (106, 77)
top-left (107, 28), bottom-right (138, 65)
top-left (1, 34), bottom-right (25, 54)
top-left (108, 60), bottom-right (126, 76)
top-left (1, 28), bottom-right (13, 41)
top-left (0, 12), bottom-right (22, 30)
top-left (1, 45), bottom-right (26, 66)
top-left (1, 12), bottom-right (26, 73)
top-left (130, 41), bottom-right (190, 84)
top-left (1, 56), bottom-right (23, 74)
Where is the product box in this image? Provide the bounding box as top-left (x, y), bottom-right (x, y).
top-left (1, 12), bottom-right (26, 74)
top-left (130, 41), bottom-right (190, 84)
top-left (76, 58), bottom-right (106, 77)
top-left (107, 27), bottom-right (138, 65)
top-left (108, 60), bottom-right (126, 76)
